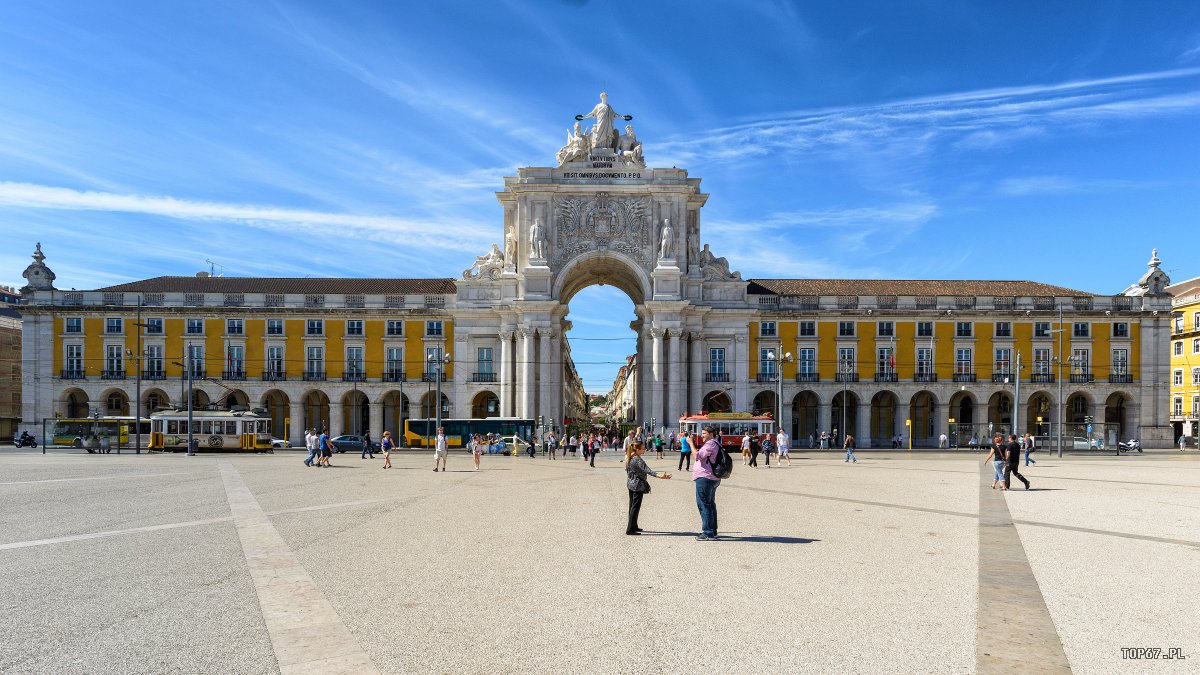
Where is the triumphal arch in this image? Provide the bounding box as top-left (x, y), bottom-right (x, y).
top-left (457, 92), bottom-right (752, 428)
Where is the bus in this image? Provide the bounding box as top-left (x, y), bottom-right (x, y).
top-left (403, 418), bottom-right (535, 448)
top-left (149, 409), bottom-right (274, 452)
top-left (678, 412), bottom-right (775, 451)
top-left (50, 417), bottom-right (151, 449)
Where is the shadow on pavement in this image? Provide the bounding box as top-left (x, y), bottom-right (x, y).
top-left (641, 531), bottom-right (819, 544)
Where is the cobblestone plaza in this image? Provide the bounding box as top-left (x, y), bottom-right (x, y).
top-left (3, 448), bottom-right (1197, 673)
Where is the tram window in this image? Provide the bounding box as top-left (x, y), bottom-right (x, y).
top-left (179, 421), bottom-right (188, 434)
top-left (167, 420), bottom-right (177, 434)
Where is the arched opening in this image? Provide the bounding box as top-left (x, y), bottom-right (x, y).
top-left (62, 389), bottom-right (89, 419)
top-left (343, 390), bottom-right (369, 436)
top-left (792, 391), bottom-right (819, 446)
top-left (303, 391), bottom-right (330, 434)
top-left (261, 390), bottom-right (290, 439)
top-left (831, 390), bottom-right (859, 444)
top-left (102, 389), bottom-right (129, 416)
top-left (420, 391), bottom-right (450, 419)
top-left (382, 391), bottom-right (409, 441)
top-left (752, 390), bottom-right (776, 417)
top-left (1026, 391), bottom-right (1052, 437)
top-left (1066, 392), bottom-right (1090, 426)
top-left (987, 391), bottom-right (1013, 435)
top-left (191, 389), bottom-right (211, 410)
top-left (703, 390), bottom-right (732, 414)
top-left (472, 391), bottom-right (499, 418)
top-left (561, 281), bottom-right (641, 434)
top-left (1104, 392), bottom-right (1130, 445)
top-left (870, 391), bottom-right (897, 448)
top-left (143, 388), bottom-right (170, 413)
top-left (948, 390), bottom-right (975, 447)
top-left (910, 391), bottom-right (937, 447)
top-left (219, 388), bottom-right (249, 411)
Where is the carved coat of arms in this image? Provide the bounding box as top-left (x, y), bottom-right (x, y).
top-left (553, 193), bottom-right (650, 266)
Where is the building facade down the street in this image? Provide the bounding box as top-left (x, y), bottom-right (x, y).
top-left (0, 286), bottom-right (21, 442)
top-left (1168, 274), bottom-right (1200, 446)
top-left (16, 94), bottom-right (1177, 448)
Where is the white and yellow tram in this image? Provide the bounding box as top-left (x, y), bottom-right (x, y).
top-left (149, 409), bottom-right (274, 452)
top-left (678, 412), bottom-right (775, 451)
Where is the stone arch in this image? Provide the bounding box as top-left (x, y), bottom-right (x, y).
top-left (553, 250), bottom-right (652, 305)
top-left (910, 390), bottom-right (938, 447)
top-left (100, 387), bottom-right (129, 416)
top-left (831, 390), bottom-right (860, 442)
top-left (751, 390), bottom-right (776, 417)
top-left (142, 387), bottom-right (171, 413)
top-left (702, 390), bottom-right (731, 414)
top-left (59, 387), bottom-right (89, 418)
top-left (260, 389), bottom-right (290, 439)
top-left (302, 390), bottom-right (330, 434)
top-left (191, 388), bottom-right (211, 410)
top-left (1026, 390), bottom-right (1053, 436)
top-left (420, 391), bottom-right (451, 419)
top-left (219, 388), bottom-right (250, 411)
top-left (870, 391), bottom-right (898, 448)
top-left (342, 390), bottom-right (369, 435)
top-left (1066, 391), bottom-right (1092, 426)
top-left (987, 391), bottom-right (1014, 434)
top-left (382, 390), bottom-right (410, 441)
top-left (1104, 391), bottom-right (1132, 444)
top-left (791, 391), bottom-right (819, 444)
top-left (948, 390), bottom-right (976, 447)
top-left (472, 391), bottom-right (499, 418)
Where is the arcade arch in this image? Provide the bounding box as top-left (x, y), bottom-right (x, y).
top-left (703, 391), bottom-right (732, 414)
top-left (830, 390), bottom-right (859, 441)
top-left (870, 391), bottom-right (898, 448)
top-left (791, 391), bottom-right (819, 444)
top-left (60, 388), bottom-right (88, 418)
top-left (472, 391), bottom-right (499, 418)
top-left (303, 391), bottom-right (330, 433)
top-left (910, 391), bottom-right (937, 446)
top-left (143, 388), bottom-right (170, 413)
top-left (261, 390), bottom-right (290, 439)
top-left (382, 391), bottom-right (409, 440)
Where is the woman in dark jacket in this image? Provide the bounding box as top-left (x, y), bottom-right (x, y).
top-left (624, 441), bottom-right (672, 535)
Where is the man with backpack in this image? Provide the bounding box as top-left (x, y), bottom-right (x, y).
top-left (693, 425), bottom-right (727, 541)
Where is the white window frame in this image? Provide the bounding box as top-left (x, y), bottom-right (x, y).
top-left (994, 348), bottom-right (1012, 375)
top-left (346, 346), bottom-right (364, 377)
top-left (798, 348), bottom-right (816, 375)
top-left (798, 321), bottom-right (816, 337)
top-left (955, 348), bottom-right (973, 374)
top-left (346, 320), bottom-right (364, 336)
top-left (838, 321), bottom-right (855, 337)
top-left (1033, 348), bottom-right (1051, 375)
top-left (709, 348), bottom-right (726, 375)
top-left (426, 321), bottom-right (444, 337)
top-left (65, 317), bottom-right (82, 334)
top-left (916, 347), bottom-right (932, 375)
top-left (105, 317), bottom-right (123, 334)
top-left (1112, 349), bottom-right (1128, 376)
top-left (266, 319), bottom-right (284, 336)
top-left (995, 322), bottom-right (1012, 338)
top-left (386, 320), bottom-right (404, 337)
top-left (877, 321), bottom-right (894, 338)
top-left (760, 321), bottom-right (777, 337)
top-left (186, 318), bottom-right (204, 335)
top-left (226, 319), bottom-right (244, 336)
top-left (955, 322), bottom-right (973, 338)
top-left (306, 319), bottom-right (324, 336)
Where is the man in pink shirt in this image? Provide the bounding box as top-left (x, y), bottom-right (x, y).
top-left (692, 426), bottom-right (722, 541)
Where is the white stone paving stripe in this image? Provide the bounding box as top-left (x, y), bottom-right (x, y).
top-left (0, 516), bottom-right (234, 551)
top-left (0, 472), bottom-right (187, 486)
top-left (218, 460), bottom-right (380, 675)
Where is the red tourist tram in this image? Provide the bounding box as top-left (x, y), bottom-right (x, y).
top-left (677, 412), bottom-right (775, 450)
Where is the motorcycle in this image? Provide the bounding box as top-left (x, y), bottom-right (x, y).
top-left (1117, 439), bottom-right (1141, 454)
top-left (14, 432), bottom-right (38, 448)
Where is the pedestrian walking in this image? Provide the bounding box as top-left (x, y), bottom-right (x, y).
top-left (693, 426), bottom-right (722, 541)
top-left (303, 428), bottom-right (317, 466)
top-left (471, 433), bottom-right (484, 470)
top-left (318, 429), bottom-right (333, 467)
top-left (361, 433), bottom-right (374, 459)
top-left (777, 428), bottom-right (792, 466)
top-left (983, 436), bottom-right (1005, 490)
top-left (678, 431), bottom-right (693, 471)
top-left (844, 433), bottom-right (858, 463)
top-left (380, 431), bottom-right (394, 469)
top-left (548, 431), bottom-right (558, 460)
top-left (654, 434), bottom-right (665, 459)
top-left (939, 432), bottom-right (949, 449)
top-left (1023, 433), bottom-right (1036, 466)
top-left (748, 434), bottom-right (760, 468)
top-left (741, 431), bottom-right (751, 465)
top-left (1003, 434), bottom-right (1030, 489)
top-left (762, 435), bottom-right (773, 467)
top-left (433, 426), bottom-right (448, 472)
top-left (624, 441), bottom-right (672, 535)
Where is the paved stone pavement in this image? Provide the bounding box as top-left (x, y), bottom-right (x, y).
top-left (2, 447), bottom-right (1197, 674)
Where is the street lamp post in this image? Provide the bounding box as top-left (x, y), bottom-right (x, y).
top-left (428, 350), bottom-right (451, 440)
top-left (171, 350), bottom-right (195, 456)
top-left (765, 348), bottom-right (792, 440)
top-left (840, 359), bottom-right (851, 446)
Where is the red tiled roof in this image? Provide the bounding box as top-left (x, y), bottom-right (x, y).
top-left (94, 276), bottom-right (456, 294)
top-left (747, 279), bottom-right (1096, 297)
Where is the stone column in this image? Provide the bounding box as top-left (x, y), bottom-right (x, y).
top-left (733, 334), bottom-right (749, 412)
top-left (368, 398), bottom-right (383, 440)
top-left (688, 332), bottom-right (702, 415)
top-left (521, 330), bottom-right (536, 418)
top-left (538, 331), bottom-right (552, 424)
top-left (289, 399), bottom-right (307, 445)
top-left (328, 395), bottom-right (344, 436)
top-left (666, 331), bottom-right (682, 429)
top-left (649, 328), bottom-right (664, 430)
top-left (857, 399), bottom-right (872, 449)
top-left (499, 331), bottom-right (514, 417)
top-left (897, 402), bottom-right (911, 447)
top-left (818, 399), bottom-right (832, 442)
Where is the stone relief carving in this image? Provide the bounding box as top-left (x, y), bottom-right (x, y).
top-left (553, 193), bottom-right (651, 266)
top-left (700, 244), bottom-right (741, 281)
top-left (462, 243), bottom-right (505, 280)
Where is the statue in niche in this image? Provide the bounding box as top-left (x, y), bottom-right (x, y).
top-left (505, 226), bottom-right (516, 266)
top-left (616, 125), bottom-right (645, 167)
top-left (577, 91), bottom-right (629, 153)
top-left (700, 243), bottom-right (741, 281)
top-left (555, 121), bottom-right (590, 166)
top-left (529, 218), bottom-right (547, 260)
top-left (462, 243), bottom-right (505, 280)
top-left (658, 218), bottom-right (674, 259)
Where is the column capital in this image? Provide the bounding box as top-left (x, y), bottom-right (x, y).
top-left (650, 328), bottom-right (665, 339)
top-left (687, 331), bottom-right (703, 342)
top-left (499, 330), bottom-right (514, 341)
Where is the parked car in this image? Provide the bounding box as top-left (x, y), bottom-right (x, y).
top-left (329, 435), bottom-right (381, 453)
top-left (497, 435), bottom-right (531, 455)
top-left (270, 438), bottom-right (290, 449)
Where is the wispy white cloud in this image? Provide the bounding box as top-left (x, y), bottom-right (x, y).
top-left (996, 175), bottom-right (1152, 196)
top-left (0, 182), bottom-right (490, 252)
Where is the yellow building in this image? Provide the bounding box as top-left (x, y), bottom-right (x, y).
top-left (1168, 275), bottom-right (1200, 447)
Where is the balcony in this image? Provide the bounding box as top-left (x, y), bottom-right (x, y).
top-left (1069, 373), bottom-right (1095, 384)
top-left (913, 373), bottom-right (938, 383)
top-left (874, 372), bottom-right (898, 383)
top-left (953, 373), bottom-right (977, 383)
top-left (796, 373), bottom-right (820, 383)
top-left (991, 373), bottom-right (1014, 384)
top-left (383, 371), bottom-right (406, 382)
top-left (835, 372), bottom-right (859, 383)
top-left (188, 369), bottom-right (206, 380)
top-left (303, 370), bottom-right (326, 382)
top-left (60, 369), bottom-right (86, 380)
top-left (1109, 373), bottom-right (1133, 384)
top-left (142, 369), bottom-right (166, 380)
top-left (222, 369), bottom-right (246, 381)
top-left (472, 372), bottom-right (498, 383)
top-left (261, 370), bottom-right (287, 382)
top-left (101, 369), bottom-right (126, 380)
top-left (422, 371), bottom-right (447, 382)
top-left (1030, 373), bottom-right (1055, 383)
top-left (705, 372), bottom-right (730, 383)
top-left (343, 371), bottom-right (366, 382)
top-left (756, 373), bottom-right (778, 383)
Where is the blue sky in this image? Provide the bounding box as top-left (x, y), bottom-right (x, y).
top-left (2, 1), bottom-right (1199, 393)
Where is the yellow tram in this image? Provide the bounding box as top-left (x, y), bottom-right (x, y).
top-left (149, 409), bottom-right (274, 452)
